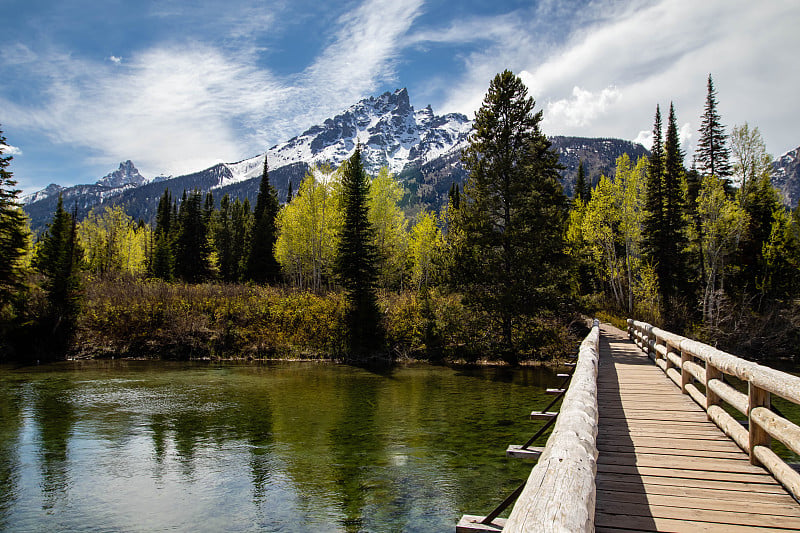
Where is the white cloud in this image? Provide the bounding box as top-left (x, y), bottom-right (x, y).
top-left (1, 144), bottom-right (22, 156)
top-left (634, 130), bottom-right (653, 150)
top-left (0, 0), bottom-right (424, 178)
top-left (432, 0), bottom-right (800, 157)
top-left (544, 86), bottom-right (621, 128)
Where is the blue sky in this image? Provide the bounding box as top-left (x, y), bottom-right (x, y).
top-left (2, 0), bottom-right (799, 194)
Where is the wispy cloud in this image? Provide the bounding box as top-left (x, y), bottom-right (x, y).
top-left (1, 0), bottom-right (423, 178)
top-left (427, 0), bottom-right (800, 155)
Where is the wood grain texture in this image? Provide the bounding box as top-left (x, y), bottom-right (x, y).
top-left (598, 323), bottom-right (800, 531)
top-left (503, 320), bottom-right (600, 533)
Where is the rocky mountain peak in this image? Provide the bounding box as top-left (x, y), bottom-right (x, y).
top-left (772, 146), bottom-right (800, 207)
top-left (96, 160), bottom-right (147, 188)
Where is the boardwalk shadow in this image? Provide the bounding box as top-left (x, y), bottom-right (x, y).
top-left (595, 328), bottom-right (658, 531)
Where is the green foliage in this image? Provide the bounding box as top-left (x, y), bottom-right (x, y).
top-left (696, 74), bottom-right (732, 187)
top-left (335, 146), bottom-right (384, 357)
top-left (574, 159), bottom-right (588, 201)
top-left (0, 126), bottom-right (30, 313)
top-left (368, 167), bottom-right (409, 289)
top-left (458, 69), bottom-right (567, 353)
top-left (694, 174), bottom-right (748, 327)
top-left (32, 196), bottom-right (83, 356)
top-left (643, 103), bottom-right (689, 322)
top-left (246, 155), bottom-right (281, 283)
top-left (409, 210), bottom-right (443, 290)
top-left (276, 165), bottom-right (342, 291)
top-left (78, 205), bottom-right (150, 277)
top-left (568, 154), bottom-right (654, 318)
top-left (174, 190), bottom-right (212, 282)
top-left (76, 281), bottom-right (348, 359)
top-left (212, 195), bottom-right (252, 282)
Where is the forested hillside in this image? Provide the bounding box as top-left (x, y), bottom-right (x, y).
top-left (3, 72), bottom-right (799, 364)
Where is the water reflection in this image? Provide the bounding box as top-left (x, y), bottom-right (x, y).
top-left (32, 379), bottom-right (75, 511)
top-left (0, 362), bottom-right (559, 532)
top-left (0, 382), bottom-right (22, 529)
top-left (328, 375), bottom-right (382, 532)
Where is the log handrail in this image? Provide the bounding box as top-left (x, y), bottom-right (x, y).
top-left (628, 318), bottom-right (800, 500)
top-left (503, 319), bottom-right (600, 532)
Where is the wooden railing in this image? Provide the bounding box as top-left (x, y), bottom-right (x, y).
top-left (628, 319), bottom-right (800, 500)
top-left (503, 319), bottom-right (600, 532)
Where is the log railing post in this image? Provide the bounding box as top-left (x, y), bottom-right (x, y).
top-left (680, 347), bottom-right (691, 393)
top-left (748, 384), bottom-right (771, 467)
top-left (705, 362), bottom-right (721, 415)
top-left (664, 340), bottom-right (673, 371)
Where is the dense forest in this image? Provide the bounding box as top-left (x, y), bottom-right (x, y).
top-left (1, 72), bottom-right (799, 364)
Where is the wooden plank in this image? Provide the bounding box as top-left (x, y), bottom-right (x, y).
top-left (595, 499), bottom-right (800, 529)
top-left (596, 478), bottom-right (795, 504)
top-left (529, 411), bottom-right (558, 420)
top-left (596, 513), bottom-right (792, 532)
top-left (596, 435), bottom-right (741, 451)
top-left (597, 452), bottom-right (768, 474)
top-left (598, 428), bottom-right (731, 440)
top-left (597, 444), bottom-right (746, 460)
top-left (596, 472), bottom-right (790, 494)
top-left (505, 445), bottom-right (544, 459)
top-left (598, 456), bottom-right (778, 483)
top-left (599, 489), bottom-right (800, 517)
top-left (456, 515), bottom-right (505, 532)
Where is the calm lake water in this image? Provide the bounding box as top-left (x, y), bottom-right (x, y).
top-left (0, 361), bottom-right (562, 532)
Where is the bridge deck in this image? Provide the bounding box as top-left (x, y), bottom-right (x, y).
top-left (595, 324), bottom-right (800, 532)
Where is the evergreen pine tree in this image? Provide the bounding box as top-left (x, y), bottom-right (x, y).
top-left (643, 105), bottom-right (665, 265)
top-left (696, 74), bottom-right (732, 190)
top-left (149, 189), bottom-right (174, 279)
top-left (246, 155), bottom-right (281, 283)
top-left (213, 194), bottom-right (235, 281)
top-left (231, 197), bottom-right (252, 281)
top-left (286, 180), bottom-right (293, 203)
top-left (659, 103), bottom-right (689, 316)
top-left (33, 196), bottom-right (83, 356)
top-left (335, 145), bottom-right (383, 358)
top-left (575, 160), bottom-right (588, 200)
top-left (459, 70), bottom-right (567, 355)
top-left (0, 127), bottom-right (29, 308)
top-left (173, 190), bottom-right (211, 282)
top-left (448, 182), bottom-right (460, 209)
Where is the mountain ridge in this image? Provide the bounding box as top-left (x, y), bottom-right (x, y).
top-left (23, 88), bottom-right (655, 229)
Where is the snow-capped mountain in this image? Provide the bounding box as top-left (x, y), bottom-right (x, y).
top-left (217, 88), bottom-right (472, 189)
top-left (23, 160), bottom-right (149, 206)
top-left (772, 146), bottom-right (800, 207)
top-left (23, 183), bottom-right (64, 205)
top-left (22, 88), bottom-right (653, 229)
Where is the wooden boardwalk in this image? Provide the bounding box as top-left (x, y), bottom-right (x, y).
top-left (595, 324), bottom-right (800, 532)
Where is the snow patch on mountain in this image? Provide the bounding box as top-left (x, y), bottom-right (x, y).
top-left (216, 88), bottom-right (471, 189)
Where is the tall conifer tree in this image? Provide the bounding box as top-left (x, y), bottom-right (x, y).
top-left (643, 105), bottom-right (665, 264)
top-left (575, 160), bottom-right (588, 200)
top-left (246, 155), bottom-right (281, 283)
top-left (459, 70), bottom-right (567, 355)
top-left (662, 102), bottom-right (688, 299)
top-left (174, 190), bottom-right (211, 282)
top-left (34, 196), bottom-right (83, 355)
top-left (0, 127), bottom-right (29, 307)
top-left (696, 75), bottom-right (732, 189)
top-left (150, 189), bottom-right (174, 279)
top-left (335, 145), bottom-right (383, 358)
